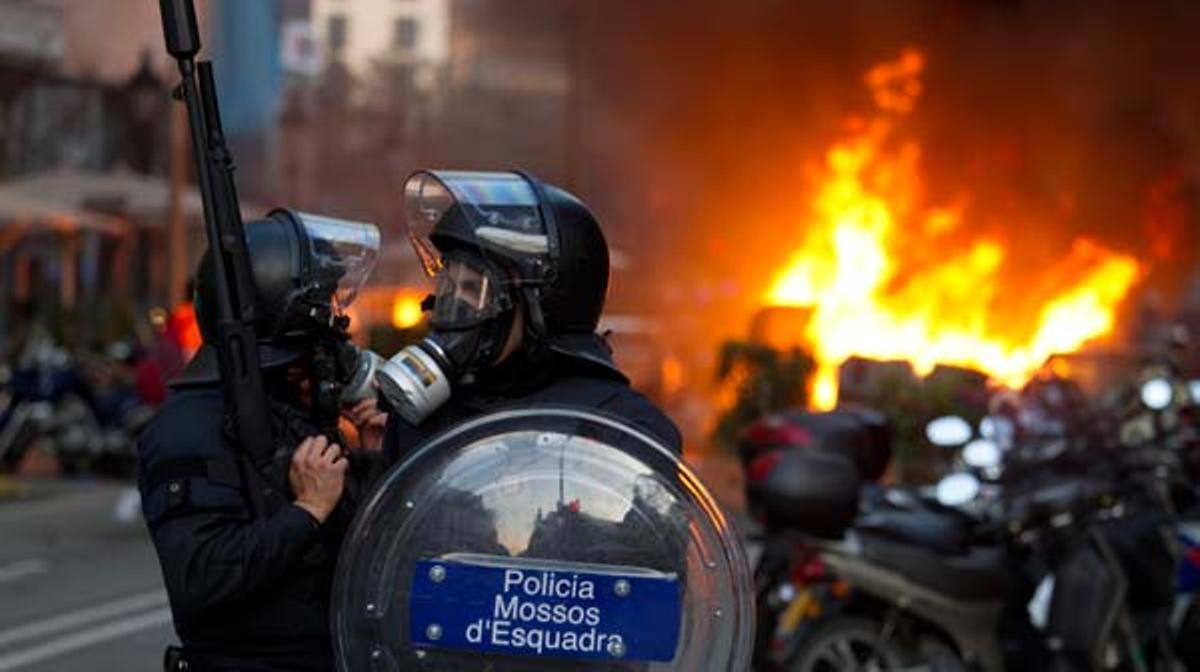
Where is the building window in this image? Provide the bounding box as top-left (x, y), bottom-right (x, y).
top-left (327, 14), bottom-right (347, 55)
top-left (393, 17), bottom-right (418, 51)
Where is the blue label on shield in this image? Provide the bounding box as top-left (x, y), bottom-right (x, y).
top-left (409, 555), bottom-right (682, 662)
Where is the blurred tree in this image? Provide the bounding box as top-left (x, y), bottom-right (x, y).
top-left (712, 340), bottom-right (813, 453)
top-left (853, 364), bottom-right (986, 483)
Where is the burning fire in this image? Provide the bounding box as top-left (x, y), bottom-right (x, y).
top-left (766, 49), bottom-right (1141, 410)
top-left (391, 290), bottom-right (425, 329)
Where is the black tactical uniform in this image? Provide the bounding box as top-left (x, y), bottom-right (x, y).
top-left (139, 383), bottom-right (355, 671)
top-left (138, 211), bottom-right (381, 671)
top-left (385, 333), bottom-right (682, 463)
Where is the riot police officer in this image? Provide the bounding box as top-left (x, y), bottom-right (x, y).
top-left (377, 170), bottom-right (681, 460)
top-left (341, 171), bottom-right (700, 672)
top-left (138, 210), bottom-right (385, 671)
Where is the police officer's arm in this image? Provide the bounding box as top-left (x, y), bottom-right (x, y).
top-left (142, 436), bottom-right (346, 619)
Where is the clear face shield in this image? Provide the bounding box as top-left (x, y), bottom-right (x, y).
top-left (280, 211), bottom-right (383, 406)
top-left (402, 171), bottom-right (553, 284)
top-left (290, 211), bottom-right (382, 315)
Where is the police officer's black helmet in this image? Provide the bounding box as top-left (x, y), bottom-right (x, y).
top-left (537, 184), bottom-right (609, 334)
top-left (197, 211), bottom-right (314, 350)
top-left (181, 210), bottom-right (380, 385)
top-left (407, 171), bottom-right (609, 335)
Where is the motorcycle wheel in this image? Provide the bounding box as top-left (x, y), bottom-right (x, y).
top-left (789, 617), bottom-right (905, 672)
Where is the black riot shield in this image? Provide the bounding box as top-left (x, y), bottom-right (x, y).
top-left (332, 407), bottom-right (753, 671)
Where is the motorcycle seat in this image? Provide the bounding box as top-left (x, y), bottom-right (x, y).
top-left (854, 509), bottom-right (970, 555)
top-left (855, 533), bottom-right (1014, 602)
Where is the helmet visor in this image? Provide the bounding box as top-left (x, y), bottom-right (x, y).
top-left (293, 211), bottom-right (381, 311)
top-left (402, 170), bottom-right (549, 281)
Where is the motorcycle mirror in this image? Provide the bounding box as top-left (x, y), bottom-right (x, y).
top-left (884, 488), bottom-right (919, 509)
top-left (936, 472), bottom-right (980, 507)
top-left (926, 416), bottom-right (973, 447)
top-left (962, 439), bottom-right (1001, 469)
top-left (1140, 378), bottom-right (1173, 411)
top-left (979, 415), bottom-right (1011, 440)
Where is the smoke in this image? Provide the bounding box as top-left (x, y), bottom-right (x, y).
top-left (565, 0), bottom-right (1200, 353)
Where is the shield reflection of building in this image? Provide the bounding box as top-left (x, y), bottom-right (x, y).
top-left (415, 487), bottom-right (507, 558)
top-left (524, 479), bottom-right (688, 577)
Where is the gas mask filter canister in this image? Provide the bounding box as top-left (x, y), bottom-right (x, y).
top-left (376, 341), bottom-right (453, 425)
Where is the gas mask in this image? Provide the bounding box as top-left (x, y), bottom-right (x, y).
top-left (375, 170), bottom-right (559, 425)
top-left (377, 250), bottom-right (516, 424)
top-left (313, 331), bottom-right (384, 403)
top-left (298, 326), bottom-right (386, 441)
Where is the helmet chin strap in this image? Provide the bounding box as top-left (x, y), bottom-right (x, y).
top-left (520, 286), bottom-right (550, 362)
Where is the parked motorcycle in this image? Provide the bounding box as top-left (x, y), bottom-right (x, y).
top-left (745, 382), bottom-right (1183, 671)
top-left (1123, 372), bottom-right (1200, 671)
top-left (0, 341), bottom-right (152, 477)
top-left (740, 409), bottom-right (896, 671)
top-left (0, 341), bottom-right (88, 471)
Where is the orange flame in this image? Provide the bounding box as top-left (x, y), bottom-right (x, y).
top-left (661, 355), bottom-right (685, 397)
top-left (766, 49), bottom-right (1140, 409)
top-left (391, 291), bottom-right (425, 329)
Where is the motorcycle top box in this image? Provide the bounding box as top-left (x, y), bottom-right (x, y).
top-left (737, 408), bottom-right (892, 483)
top-left (745, 447), bottom-right (863, 539)
top-left (332, 407), bottom-right (753, 671)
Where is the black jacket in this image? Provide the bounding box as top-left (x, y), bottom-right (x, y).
top-left (383, 338), bottom-right (682, 463)
top-left (138, 385), bottom-right (361, 671)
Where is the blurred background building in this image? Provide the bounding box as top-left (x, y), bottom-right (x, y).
top-left (0, 0), bottom-right (176, 347)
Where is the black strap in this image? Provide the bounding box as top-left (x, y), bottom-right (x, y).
top-left (142, 453), bottom-right (289, 526)
top-left (239, 454), bottom-right (282, 517)
top-left (143, 455), bottom-right (242, 492)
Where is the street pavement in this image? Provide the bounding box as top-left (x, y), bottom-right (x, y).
top-left (0, 481), bottom-right (172, 672)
